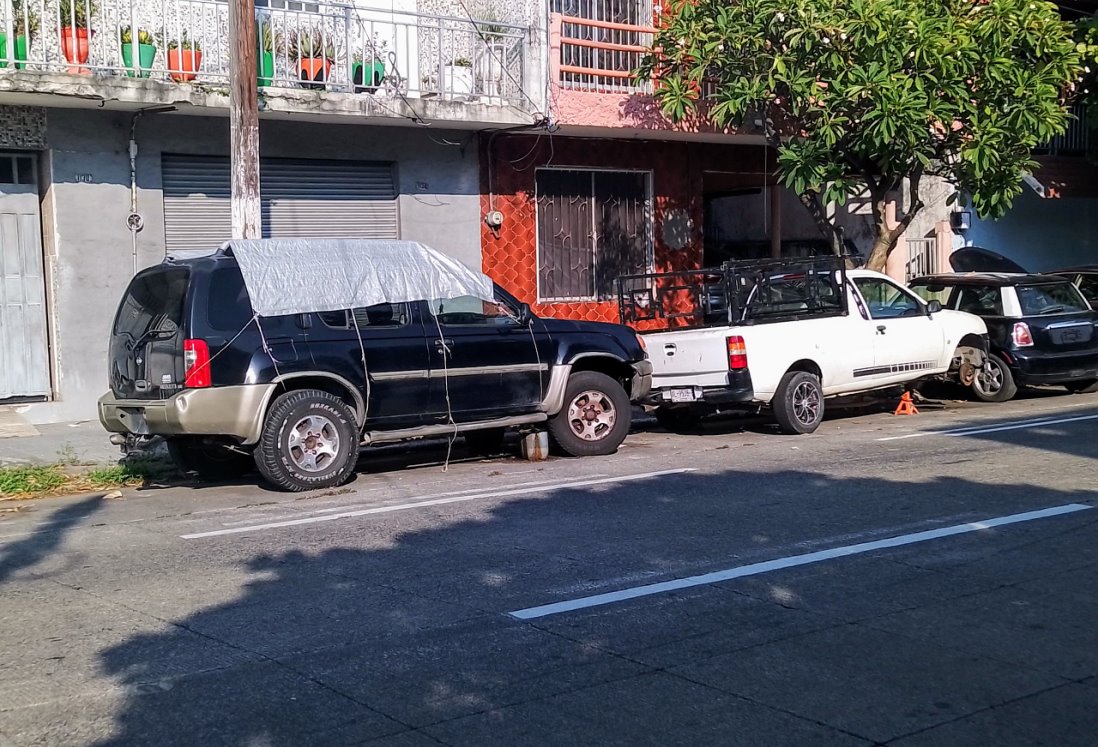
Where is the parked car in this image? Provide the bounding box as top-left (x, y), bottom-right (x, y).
top-left (99, 242), bottom-right (652, 491)
top-left (909, 272), bottom-right (1098, 401)
top-left (617, 256), bottom-right (988, 434)
top-left (1047, 266), bottom-right (1098, 307)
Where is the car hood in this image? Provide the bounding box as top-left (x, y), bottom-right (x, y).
top-left (949, 247), bottom-right (1028, 274)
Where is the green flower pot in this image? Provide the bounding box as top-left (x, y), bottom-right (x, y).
top-left (353, 59), bottom-right (385, 93)
top-left (0, 34), bottom-right (29, 69)
top-left (121, 42), bottom-right (157, 78)
top-left (257, 50), bottom-right (274, 87)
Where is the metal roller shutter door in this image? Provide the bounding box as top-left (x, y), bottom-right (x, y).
top-left (162, 155), bottom-right (399, 252)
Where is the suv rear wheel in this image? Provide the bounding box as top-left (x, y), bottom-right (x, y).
top-left (254, 389), bottom-right (359, 492)
top-left (166, 437), bottom-right (253, 482)
top-left (548, 371), bottom-right (631, 457)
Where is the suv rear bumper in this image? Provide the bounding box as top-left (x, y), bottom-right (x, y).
top-left (631, 360), bottom-right (653, 400)
top-left (98, 384), bottom-right (276, 445)
top-left (1006, 349), bottom-right (1098, 385)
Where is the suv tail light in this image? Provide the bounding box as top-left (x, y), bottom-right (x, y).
top-left (727, 335), bottom-right (748, 370)
top-left (1012, 322), bottom-right (1034, 348)
top-left (183, 339), bottom-right (211, 388)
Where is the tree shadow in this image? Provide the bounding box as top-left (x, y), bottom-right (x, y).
top-left (85, 467), bottom-right (1098, 745)
top-left (0, 494), bottom-right (104, 585)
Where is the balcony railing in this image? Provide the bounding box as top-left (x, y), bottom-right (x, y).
top-left (905, 238), bottom-right (939, 281)
top-left (0, 0), bottom-right (529, 105)
top-left (1037, 103), bottom-right (1092, 157)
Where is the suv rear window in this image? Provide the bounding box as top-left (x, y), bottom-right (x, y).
top-left (207, 268), bottom-right (255, 332)
top-left (1016, 283), bottom-right (1089, 316)
top-left (114, 267), bottom-right (189, 339)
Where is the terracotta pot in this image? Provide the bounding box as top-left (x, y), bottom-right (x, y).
top-left (298, 58), bottom-right (332, 89)
top-left (168, 48), bottom-right (202, 82)
top-left (60, 26), bottom-right (90, 64)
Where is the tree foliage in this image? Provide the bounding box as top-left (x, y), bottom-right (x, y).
top-left (639, 0), bottom-right (1082, 269)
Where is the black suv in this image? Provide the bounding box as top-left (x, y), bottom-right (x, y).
top-left (99, 251), bottom-right (652, 491)
top-left (909, 272), bottom-right (1098, 401)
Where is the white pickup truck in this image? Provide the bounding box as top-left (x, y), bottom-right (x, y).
top-left (617, 257), bottom-right (989, 434)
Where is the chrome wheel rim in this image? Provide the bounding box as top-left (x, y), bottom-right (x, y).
top-left (566, 389), bottom-right (617, 441)
top-left (287, 414), bottom-right (340, 473)
top-left (976, 359), bottom-right (1003, 395)
top-left (792, 381), bottom-right (821, 425)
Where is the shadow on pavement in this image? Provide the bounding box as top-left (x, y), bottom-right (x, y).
top-left (0, 494), bottom-right (105, 585)
top-left (88, 466), bottom-right (1098, 746)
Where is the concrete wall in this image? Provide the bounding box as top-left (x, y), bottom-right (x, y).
top-left (25, 108), bottom-right (480, 424)
top-left (965, 189), bottom-right (1098, 272)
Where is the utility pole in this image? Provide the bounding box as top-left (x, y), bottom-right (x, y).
top-left (229, 0), bottom-right (261, 239)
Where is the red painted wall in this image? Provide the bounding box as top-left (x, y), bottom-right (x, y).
top-left (480, 134), bottom-right (771, 323)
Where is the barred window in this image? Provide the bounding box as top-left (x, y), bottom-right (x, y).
top-left (536, 168), bottom-right (651, 301)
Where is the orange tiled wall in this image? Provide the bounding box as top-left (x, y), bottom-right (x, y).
top-left (480, 134), bottom-right (770, 324)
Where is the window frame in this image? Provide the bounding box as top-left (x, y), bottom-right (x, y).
top-left (852, 277), bottom-right (926, 320)
top-left (534, 166), bottom-right (654, 303)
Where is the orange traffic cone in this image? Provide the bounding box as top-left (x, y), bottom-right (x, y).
top-left (894, 391), bottom-right (919, 416)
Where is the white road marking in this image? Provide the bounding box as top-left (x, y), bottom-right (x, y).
top-left (877, 413), bottom-right (1098, 442)
top-left (507, 503), bottom-right (1093, 620)
top-left (181, 468), bottom-right (696, 539)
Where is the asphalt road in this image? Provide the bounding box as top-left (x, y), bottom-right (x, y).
top-left (2, 390), bottom-right (1097, 746)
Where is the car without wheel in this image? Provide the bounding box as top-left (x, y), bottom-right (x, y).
top-left (99, 240), bottom-right (652, 491)
top-left (909, 272), bottom-right (1098, 401)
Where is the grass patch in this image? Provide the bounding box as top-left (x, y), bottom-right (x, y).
top-left (0, 465), bottom-right (66, 496)
top-left (86, 457), bottom-right (178, 489)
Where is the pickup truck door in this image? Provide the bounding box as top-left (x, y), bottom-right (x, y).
top-left (851, 277), bottom-right (946, 384)
top-left (424, 295), bottom-right (552, 419)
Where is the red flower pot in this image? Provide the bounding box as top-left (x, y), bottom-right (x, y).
top-left (298, 58), bottom-right (332, 88)
top-left (168, 48), bottom-right (202, 82)
top-left (60, 26), bottom-right (90, 64)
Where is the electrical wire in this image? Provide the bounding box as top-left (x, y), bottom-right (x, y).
top-left (430, 305), bottom-right (460, 471)
top-left (451, 0), bottom-right (546, 116)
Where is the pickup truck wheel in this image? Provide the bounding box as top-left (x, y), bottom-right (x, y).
top-left (772, 371), bottom-right (824, 435)
top-left (971, 353), bottom-right (1017, 402)
top-left (166, 437), bottom-right (252, 482)
top-left (654, 406), bottom-right (703, 433)
top-left (548, 371), bottom-right (631, 457)
top-left (1064, 379), bottom-right (1098, 394)
top-left (254, 389), bottom-right (358, 492)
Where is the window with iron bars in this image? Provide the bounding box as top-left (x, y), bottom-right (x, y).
top-left (536, 168), bottom-right (652, 302)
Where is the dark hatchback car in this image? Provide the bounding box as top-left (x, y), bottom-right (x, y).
top-left (909, 273), bottom-right (1098, 401)
top-left (99, 249), bottom-right (652, 491)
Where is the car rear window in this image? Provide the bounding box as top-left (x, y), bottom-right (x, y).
top-left (1016, 283), bottom-right (1089, 316)
top-left (114, 267), bottom-right (189, 339)
top-left (207, 268), bottom-right (255, 332)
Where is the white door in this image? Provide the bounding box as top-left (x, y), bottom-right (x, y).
top-left (851, 276), bottom-right (944, 385)
top-left (0, 152), bottom-right (49, 400)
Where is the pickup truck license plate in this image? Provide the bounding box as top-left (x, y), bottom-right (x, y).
top-left (666, 387), bottom-right (698, 403)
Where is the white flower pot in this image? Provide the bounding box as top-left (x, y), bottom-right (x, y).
top-left (443, 65), bottom-right (473, 96)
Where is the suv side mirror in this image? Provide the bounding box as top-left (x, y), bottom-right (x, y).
top-left (517, 302), bottom-right (533, 326)
top-left (926, 300), bottom-right (942, 315)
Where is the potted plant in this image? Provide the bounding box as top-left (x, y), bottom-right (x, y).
top-left (167, 34), bottom-right (201, 82)
top-left (256, 20), bottom-right (279, 87)
top-left (443, 56), bottom-right (473, 96)
top-left (286, 28), bottom-right (334, 90)
top-left (352, 34), bottom-right (386, 93)
top-left (58, 0), bottom-right (97, 71)
top-left (119, 25), bottom-right (156, 78)
top-left (1, 2), bottom-right (38, 70)
top-left (475, 14), bottom-right (507, 97)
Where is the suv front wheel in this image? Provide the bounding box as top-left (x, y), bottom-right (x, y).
top-left (254, 389), bottom-right (359, 492)
top-left (548, 371), bottom-right (631, 457)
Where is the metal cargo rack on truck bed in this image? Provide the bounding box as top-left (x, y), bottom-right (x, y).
top-left (616, 255), bottom-right (851, 332)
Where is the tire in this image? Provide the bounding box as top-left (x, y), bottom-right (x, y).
top-left (1064, 379), bottom-right (1098, 394)
top-left (548, 371), bottom-right (631, 457)
top-left (166, 437), bottom-right (253, 482)
top-left (971, 353), bottom-right (1018, 403)
top-left (253, 389), bottom-right (359, 492)
top-left (654, 406), bottom-right (703, 433)
top-left (463, 427), bottom-right (506, 455)
top-left (771, 370), bottom-right (824, 435)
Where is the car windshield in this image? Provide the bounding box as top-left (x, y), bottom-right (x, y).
top-left (1016, 283), bottom-right (1089, 316)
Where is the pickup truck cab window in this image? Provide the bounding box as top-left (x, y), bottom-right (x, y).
top-left (853, 278), bottom-right (924, 319)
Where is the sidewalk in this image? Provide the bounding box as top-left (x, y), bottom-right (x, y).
top-left (0, 410), bottom-right (119, 467)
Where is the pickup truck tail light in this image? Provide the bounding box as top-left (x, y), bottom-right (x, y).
top-left (183, 339), bottom-right (212, 388)
top-left (727, 335), bottom-right (748, 370)
top-left (1012, 322), bottom-right (1034, 348)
